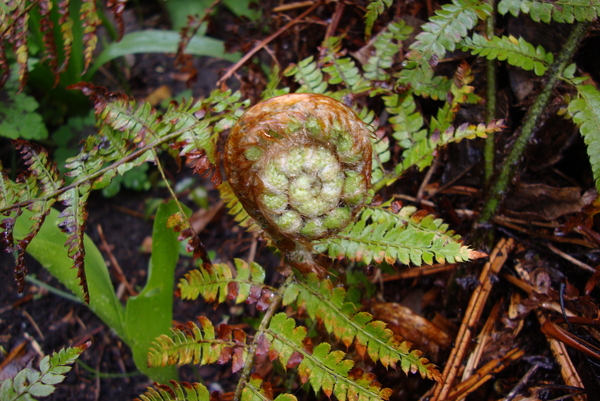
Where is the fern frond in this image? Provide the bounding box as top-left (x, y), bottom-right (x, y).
top-left (179, 259), bottom-right (275, 308)
top-left (397, 59), bottom-right (452, 100)
top-left (398, 119), bottom-right (503, 175)
top-left (135, 381), bottom-right (210, 401)
top-left (243, 374), bottom-right (298, 401)
top-left (148, 316), bottom-right (248, 373)
top-left (80, 0), bottom-right (101, 73)
top-left (409, 0), bottom-right (492, 61)
top-left (364, 0), bottom-right (393, 39)
top-left (262, 313), bottom-right (393, 401)
top-left (383, 92), bottom-right (427, 147)
top-left (283, 56), bottom-right (328, 94)
top-left (568, 85), bottom-right (600, 192)
top-left (38, 0), bottom-right (59, 83)
top-left (283, 275), bottom-right (441, 380)
top-left (0, 342), bottom-right (90, 401)
top-left (498, 0), bottom-right (600, 23)
top-left (363, 20), bottom-right (412, 81)
top-left (321, 36), bottom-right (371, 93)
top-left (56, 0), bottom-right (73, 74)
top-left (461, 34), bottom-right (553, 76)
top-left (371, 134), bottom-right (391, 186)
top-left (218, 181), bottom-right (260, 230)
top-left (315, 204), bottom-right (484, 266)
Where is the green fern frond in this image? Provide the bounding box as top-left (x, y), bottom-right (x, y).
top-left (316, 204), bottom-right (483, 266)
top-left (371, 134), bottom-right (391, 185)
top-left (498, 0), bottom-right (600, 23)
top-left (409, 0), bottom-right (492, 60)
top-left (397, 59), bottom-right (452, 100)
top-left (383, 92), bottom-right (427, 147)
top-left (148, 316), bottom-right (248, 372)
top-left (179, 259), bottom-right (275, 307)
top-left (243, 374), bottom-right (298, 401)
top-left (135, 381), bottom-right (210, 401)
top-left (321, 36), bottom-right (371, 93)
top-left (0, 342), bottom-right (90, 401)
top-left (364, 0), bottom-right (393, 39)
top-left (461, 34), bottom-right (553, 76)
top-left (283, 274), bottom-right (441, 379)
top-left (364, 20), bottom-right (412, 81)
top-left (218, 181), bottom-right (260, 230)
top-left (263, 313), bottom-right (393, 401)
top-left (568, 85), bottom-right (600, 191)
top-left (80, 0), bottom-right (101, 73)
top-left (284, 56), bottom-right (328, 94)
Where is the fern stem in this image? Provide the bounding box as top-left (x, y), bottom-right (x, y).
top-left (233, 274), bottom-right (295, 401)
top-left (483, 2), bottom-right (497, 186)
top-left (479, 20), bottom-right (591, 224)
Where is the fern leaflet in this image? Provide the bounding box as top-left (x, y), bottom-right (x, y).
top-left (283, 56), bottom-right (328, 94)
top-left (409, 0), bottom-right (492, 60)
top-left (135, 381), bottom-right (210, 401)
top-left (316, 204), bottom-right (484, 266)
top-left (148, 316), bottom-right (248, 373)
top-left (261, 313), bottom-right (393, 401)
top-left (364, 0), bottom-right (393, 39)
top-left (178, 258), bottom-right (275, 309)
top-left (364, 20), bottom-right (412, 81)
top-left (461, 34), bottom-right (553, 76)
top-left (498, 0), bottom-right (600, 23)
top-left (218, 181), bottom-right (260, 230)
top-left (283, 274), bottom-right (441, 380)
top-left (321, 36), bottom-right (371, 93)
top-left (0, 342), bottom-right (90, 401)
top-left (243, 375), bottom-right (298, 401)
top-left (568, 85), bottom-right (600, 192)
top-left (397, 59), bottom-right (451, 100)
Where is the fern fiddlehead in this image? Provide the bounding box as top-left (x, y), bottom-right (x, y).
top-left (224, 93), bottom-right (373, 254)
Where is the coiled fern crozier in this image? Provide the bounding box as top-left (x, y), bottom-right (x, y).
top-left (224, 93), bottom-right (373, 274)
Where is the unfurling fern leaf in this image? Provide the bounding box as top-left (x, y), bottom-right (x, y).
top-left (568, 85), bottom-right (600, 192)
top-left (135, 381), bottom-right (210, 401)
top-left (497, 0), bottom-right (600, 23)
top-left (0, 342), bottom-right (90, 400)
top-left (283, 274), bottom-right (442, 379)
top-left (409, 0), bottom-right (493, 61)
top-left (461, 34), bottom-right (553, 76)
top-left (316, 204), bottom-right (485, 266)
top-left (148, 316), bottom-right (248, 373)
top-left (178, 258), bottom-right (275, 309)
top-left (261, 313), bottom-right (394, 401)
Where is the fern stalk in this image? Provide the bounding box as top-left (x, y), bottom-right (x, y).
top-left (479, 20), bottom-right (591, 223)
top-left (484, 1), bottom-right (497, 186)
top-left (233, 274), bottom-right (295, 401)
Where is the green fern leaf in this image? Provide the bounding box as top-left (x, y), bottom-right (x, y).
top-left (461, 34), bottom-right (553, 76)
top-left (397, 59), bottom-right (452, 100)
top-left (371, 134), bottom-right (391, 186)
top-left (568, 85), bottom-right (600, 191)
top-left (283, 275), bottom-right (441, 380)
top-left (283, 56), bottom-right (328, 94)
top-left (410, 0), bottom-right (492, 60)
top-left (363, 20), bottom-right (412, 81)
top-left (498, 0), bottom-right (600, 23)
top-left (148, 316), bottom-right (248, 372)
top-left (321, 36), bottom-right (371, 92)
top-left (0, 342), bottom-right (89, 401)
top-left (179, 259), bottom-right (275, 308)
top-left (263, 313), bottom-right (393, 400)
top-left (364, 0), bottom-right (393, 39)
top-left (218, 181), bottom-right (260, 230)
top-left (383, 92), bottom-right (427, 148)
top-left (135, 381), bottom-right (210, 401)
top-left (316, 204), bottom-right (483, 266)
top-left (243, 374), bottom-right (298, 401)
